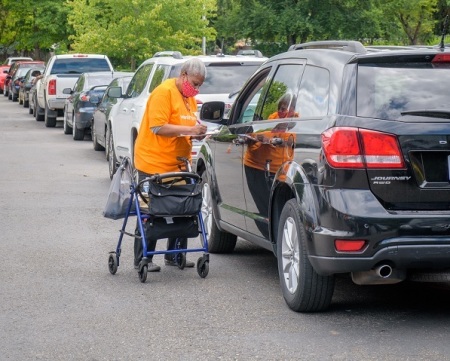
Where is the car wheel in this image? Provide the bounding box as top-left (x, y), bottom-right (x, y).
top-left (108, 132), bottom-right (118, 179)
top-left (92, 120), bottom-right (104, 151)
top-left (18, 93), bottom-right (22, 104)
top-left (277, 199), bottom-right (335, 313)
top-left (35, 97), bottom-right (44, 121)
top-left (201, 173), bottom-right (237, 253)
top-left (63, 109), bottom-right (73, 134)
top-left (28, 103), bottom-right (33, 114)
top-left (72, 115), bottom-right (85, 140)
top-left (8, 91), bottom-right (12, 100)
top-left (23, 96), bottom-right (29, 108)
top-left (44, 103), bottom-right (56, 127)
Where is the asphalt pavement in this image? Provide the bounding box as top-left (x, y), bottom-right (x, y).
top-left (1, 94), bottom-right (450, 361)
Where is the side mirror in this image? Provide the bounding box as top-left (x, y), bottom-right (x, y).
top-left (107, 86), bottom-right (123, 98)
top-left (63, 88), bottom-right (72, 95)
top-left (199, 101), bottom-right (225, 123)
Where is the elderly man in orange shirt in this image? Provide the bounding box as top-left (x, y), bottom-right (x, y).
top-left (134, 58), bottom-right (207, 272)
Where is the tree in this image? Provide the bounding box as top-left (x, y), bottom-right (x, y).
top-left (66, 0), bottom-right (217, 70)
top-left (0, 0), bottom-right (70, 60)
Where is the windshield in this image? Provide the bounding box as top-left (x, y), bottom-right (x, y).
top-left (357, 63), bottom-right (450, 120)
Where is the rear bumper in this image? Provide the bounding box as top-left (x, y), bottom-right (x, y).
top-left (305, 187), bottom-right (450, 275)
top-left (48, 98), bottom-right (66, 110)
top-left (75, 110), bottom-right (95, 129)
top-left (309, 240), bottom-right (450, 275)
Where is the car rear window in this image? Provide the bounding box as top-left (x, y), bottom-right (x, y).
top-left (356, 62), bottom-right (450, 120)
top-left (50, 58), bottom-right (111, 75)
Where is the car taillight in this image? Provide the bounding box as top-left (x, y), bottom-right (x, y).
top-left (48, 79), bottom-right (56, 95)
top-left (335, 239), bottom-right (366, 252)
top-left (196, 99), bottom-right (203, 105)
top-left (321, 127), bottom-right (404, 169)
top-left (432, 54), bottom-right (450, 63)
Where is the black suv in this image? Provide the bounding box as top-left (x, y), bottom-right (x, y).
top-left (197, 41), bottom-right (450, 312)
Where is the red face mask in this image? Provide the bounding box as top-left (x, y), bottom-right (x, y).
top-left (182, 79), bottom-right (199, 98)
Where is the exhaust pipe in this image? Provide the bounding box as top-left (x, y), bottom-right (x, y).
top-left (352, 264), bottom-right (406, 285)
top-left (375, 264), bottom-right (393, 278)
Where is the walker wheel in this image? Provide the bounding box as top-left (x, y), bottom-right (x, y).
top-left (108, 253), bottom-right (118, 275)
top-left (197, 258), bottom-right (209, 278)
top-left (138, 265), bottom-right (148, 283)
top-left (176, 253), bottom-right (186, 270)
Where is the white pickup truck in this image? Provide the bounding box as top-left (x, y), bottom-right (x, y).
top-left (35, 54), bottom-right (114, 127)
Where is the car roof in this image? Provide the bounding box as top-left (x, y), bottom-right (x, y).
top-left (138, 51), bottom-right (268, 69)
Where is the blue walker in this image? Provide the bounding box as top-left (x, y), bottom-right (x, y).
top-left (108, 157), bottom-right (209, 282)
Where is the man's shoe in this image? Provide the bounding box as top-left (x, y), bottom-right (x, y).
top-left (164, 258), bottom-right (195, 268)
top-left (147, 262), bottom-right (161, 272)
top-left (135, 260), bottom-right (161, 272)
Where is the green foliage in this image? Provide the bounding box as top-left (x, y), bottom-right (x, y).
top-left (66, 0), bottom-right (217, 69)
top-left (1, 0), bottom-right (450, 64)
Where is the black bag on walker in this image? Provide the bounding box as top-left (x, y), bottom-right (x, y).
top-left (147, 216), bottom-right (200, 240)
top-left (103, 160), bottom-right (135, 220)
top-left (147, 181), bottom-right (202, 217)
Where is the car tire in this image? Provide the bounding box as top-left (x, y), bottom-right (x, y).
top-left (201, 173), bottom-right (237, 253)
top-left (63, 109), bottom-right (73, 135)
top-left (36, 101), bottom-right (45, 121)
top-left (72, 115), bottom-right (85, 140)
top-left (92, 120), bottom-right (104, 151)
top-left (108, 131), bottom-right (118, 179)
top-left (277, 199), bottom-right (335, 313)
top-left (44, 103), bottom-right (57, 127)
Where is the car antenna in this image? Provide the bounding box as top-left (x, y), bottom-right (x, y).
top-left (439, 15), bottom-right (449, 51)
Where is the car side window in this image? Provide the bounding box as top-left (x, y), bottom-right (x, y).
top-left (297, 65), bottom-right (329, 118)
top-left (148, 65), bottom-right (168, 92)
top-left (260, 64), bottom-right (303, 120)
top-left (126, 63), bottom-right (153, 98)
top-left (235, 69), bottom-right (271, 124)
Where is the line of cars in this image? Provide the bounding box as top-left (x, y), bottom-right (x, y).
top-left (7, 51), bottom-right (268, 181)
top-left (6, 43), bottom-right (450, 313)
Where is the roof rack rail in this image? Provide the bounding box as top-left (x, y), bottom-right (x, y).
top-left (288, 40), bottom-right (366, 54)
top-left (153, 51), bottom-right (183, 59)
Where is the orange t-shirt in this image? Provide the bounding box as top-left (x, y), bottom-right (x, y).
top-left (134, 78), bottom-right (198, 174)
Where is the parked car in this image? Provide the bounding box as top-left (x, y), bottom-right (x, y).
top-left (106, 50), bottom-right (267, 179)
top-left (18, 66), bottom-right (45, 107)
top-left (196, 40), bottom-right (450, 312)
top-left (36, 53), bottom-right (114, 127)
top-left (0, 65), bottom-right (10, 94)
top-left (90, 75), bottom-right (133, 155)
top-left (7, 61), bottom-right (45, 101)
top-left (2, 56), bottom-right (33, 66)
top-left (63, 71), bottom-right (132, 140)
